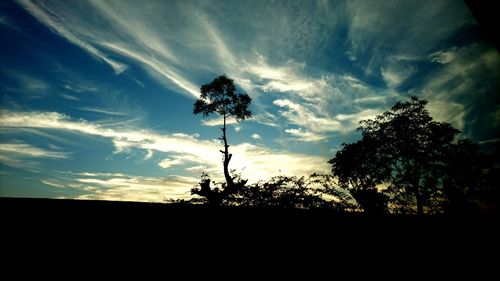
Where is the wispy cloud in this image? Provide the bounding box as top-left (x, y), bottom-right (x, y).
top-left (14, 0), bottom-right (397, 138)
top-left (239, 54), bottom-right (399, 141)
top-left (418, 44), bottom-right (500, 138)
top-left (270, 88), bottom-right (390, 141)
top-left (243, 56), bottom-right (330, 100)
top-left (62, 83), bottom-right (98, 94)
top-left (78, 107), bottom-right (127, 116)
top-left (201, 116), bottom-right (238, 127)
top-left (346, 0), bottom-right (472, 76)
top-left (0, 142), bottom-right (69, 168)
top-left (427, 101), bottom-right (465, 131)
top-left (15, 0), bottom-right (208, 98)
top-left (60, 93), bottom-right (80, 101)
top-left (274, 98), bottom-right (342, 132)
top-left (429, 47), bottom-right (459, 64)
top-left (57, 172), bottom-right (200, 202)
top-left (0, 13), bottom-right (28, 35)
top-left (0, 109), bottom-right (329, 182)
top-left (41, 179), bottom-right (66, 189)
top-left (250, 112), bottom-right (279, 128)
top-left (229, 143), bottom-right (329, 181)
top-left (0, 143), bottom-right (68, 158)
top-left (380, 64), bottom-right (415, 88)
top-left (284, 128), bottom-right (327, 142)
top-left (17, 0), bottom-right (127, 74)
top-left (99, 42), bottom-right (200, 97)
top-left (158, 154), bottom-right (203, 169)
top-left (1, 70), bottom-right (49, 95)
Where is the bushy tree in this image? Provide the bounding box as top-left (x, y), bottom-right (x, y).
top-left (330, 97), bottom-right (460, 215)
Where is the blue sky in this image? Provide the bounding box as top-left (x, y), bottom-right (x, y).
top-left (1, 0), bottom-right (498, 202)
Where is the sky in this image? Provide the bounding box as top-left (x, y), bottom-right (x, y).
top-left (1, 0), bottom-right (499, 202)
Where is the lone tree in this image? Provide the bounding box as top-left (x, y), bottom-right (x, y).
top-left (330, 97), bottom-right (460, 215)
top-left (192, 75), bottom-right (252, 205)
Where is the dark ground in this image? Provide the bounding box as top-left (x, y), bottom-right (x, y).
top-left (1, 197), bottom-right (497, 273)
top-left (2, 197), bottom-right (496, 237)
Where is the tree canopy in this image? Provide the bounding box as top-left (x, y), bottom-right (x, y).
top-left (193, 75), bottom-right (251, 122)
top-left (330, 97), bottom-right (462, 214)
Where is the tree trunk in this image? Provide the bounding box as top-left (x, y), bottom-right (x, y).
top-left (221, 115), bottom-right (235, 190)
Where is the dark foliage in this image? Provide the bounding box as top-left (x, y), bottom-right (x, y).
top-left (193, 75), bottom-right (252, 122)
top-left (330, 96), bottom-right (495, 215)
top-left (189, 173), bottom-right (354, 211)
top-left (229, 175), bottom-right (342, 210)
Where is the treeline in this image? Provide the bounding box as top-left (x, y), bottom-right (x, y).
top-left (174, 76), bottom-right (498, 215)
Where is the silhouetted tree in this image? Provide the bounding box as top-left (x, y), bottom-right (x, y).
top-left (329, 137), bottom-right (390, 214)
top-left (330, 97), bottom-right (460, 215)
top-left (191, 75), bottom-right (252, 205)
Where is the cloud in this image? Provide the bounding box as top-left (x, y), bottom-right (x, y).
top-left (78, 107), bottom-right (127, 116)
top-left (427, 101), bottom-right (464, 131)
top-left (345, 0), bottom-right (472, 76)
top-left (273, 98), bottom-right (343, 138)
top-left (0, 143), bottom-right (68, 159)
top-left (250, 112), bottom-right (279, 128)
top-left (284, 128), bottom-right (327, 142)
top-left (418, 44), bottom-right (500, 140)
top-left (229, 143), bottom-right (329, 181)
top-left (1, 70), bottom-right (50, 95)
top-left (243, 56), bottom-right (330, 99)
top-left (17, 0), bottom-right (127, 74)
top-left (251, 133), bottom-right (261, 140)
top-left (41, 179), bottom-right (66, 189)
top-left (62, 83), bottom-right (98, 93)
top-left (16, 0), bottom-right (203, 97)
top-left (240, 54), bottom-right (398, 141)
top-left (46, 170), bottom-right (198, 201)
top-left (68, 173), bottom-right (199, 202)
top-left (0, 109), bottom-right (329, 183)
top-left (60, 93), bottom-right (80, 101)
top-left (429, 47), bottom-right (459, 64)
top-left (0, 142), bottom-right (69, 168)
top-left (335, 109), bottom-right (382, 124)
top-left (158, 158), bottom-right (183, 169)
top-left (201, 116), bottom-right (238, 127)
top-left (353, 95), bottom-right (387, 105)
top-left (185, 165), bottom-right (209, 173)
top-left (158, 154), bottom-right (203, 169)
top-left (14, 0), bottom-right (397, 137)
top-left (99, 42), bottom-right (200, 97)
top-left (380, 65), bottom-right (415, 88)
top-left (0, 13), bottom-right (29, 35)
top-left (144, 149), bottom-right (153, 160)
